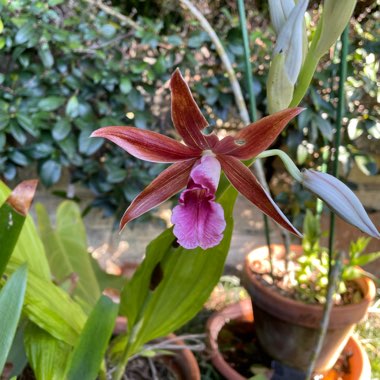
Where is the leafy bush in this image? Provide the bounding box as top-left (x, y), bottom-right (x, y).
top-left (0, 0), bottom-right (248, 218)
top-left (0, 0), bottom-right (378, 222)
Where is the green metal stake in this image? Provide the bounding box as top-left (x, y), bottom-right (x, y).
top-left (237, 0), bottom-right (274, 277)
top-left (305, 25), bottom-right (349, 380)
top-left (328, 26), bottom-right (349, 261)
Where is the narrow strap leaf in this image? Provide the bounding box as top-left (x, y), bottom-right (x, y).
top-left (0, 265), bottom-right (28, 373)
top-left (66, 295), bottom-right (118, 380)
top-left (0, 180), bottom-right (37, 276)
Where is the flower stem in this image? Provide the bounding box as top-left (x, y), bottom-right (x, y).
top-left (112, 292), bottom-right (153, 380)
top-left (256, 149), bottom-right (302, 183)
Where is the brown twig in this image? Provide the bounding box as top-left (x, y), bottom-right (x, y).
top-left (84, 0), bottom-right (141, 31)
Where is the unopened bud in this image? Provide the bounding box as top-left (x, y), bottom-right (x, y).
top-left (268, 0), bottom-right (295, 35)
top-left (267, 53), bottom-right (294, 113)
top-left (273, 0), bottom-right (309, 85)
top-left (313, 0), bottom-right (357, 58)
top-left (302, 169), bottom-right (380, 239)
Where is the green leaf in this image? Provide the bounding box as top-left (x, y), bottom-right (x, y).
top-left (78, 127), bottom-right (103, 155)
top-left (120, 185), bottom-right (237, 355)
top-left (314, 115), bottom-right (333, 141)
top-left (38, 42), bottom-right (54, 68)
top-left (100, 24), bottom-right (116, 38)
top-left (66, 96), bottom-right (79, 118)
top-left (119, 77), bottom-right (132, 94)
top-left (0, 113), bottom-right (10, 131)
top-left (39, 160), bottom-right (61, 187)
top-left (354, 154), bottom-right (377, 176)
top-left (0, 18), bottom-right (3, 34)
top-left (353, 252), bottom-right (380, 267)
top-left (0, 180), bottom-right (37, 276)
top-left (36, 201), bottom-right (101, 311)
top-left (0, 181), bottom-right (51, 281)
top-left (6, 258), bottom-right (86, 346)
top-left (0, 265), bottom-right (28, 374)
top-left (52, 118), bottom-right (71, 141)
top-left (16, 113), bottom-right (37, 136)
top-left (24, 323), bottom-right (71, 380)
top-left (66, 295), bottom-right (118, 380)
top-left (15, 21), bottom-right (35, 45)
top-left (38, 97), bottom-right (66, 112)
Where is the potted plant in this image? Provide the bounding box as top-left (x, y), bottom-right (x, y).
top-left (242, 211), bottom-right (379, 375)
top-left (206, 298), bottom-right (372, 380)
top-left (0, 181), bottom-right (201, 380)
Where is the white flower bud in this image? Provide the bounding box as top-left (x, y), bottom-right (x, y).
top-left (273, 0), bottom-right (309, 85)
top-left (268, 0), bottom-right (295, 35)
top-left (302, 169), bottom-right (380, 239)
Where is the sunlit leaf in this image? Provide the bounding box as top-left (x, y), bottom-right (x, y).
top-left (0, 181), bottom-right (50, 280)
top-left (36, 201), bottom-right (101, 312)
top-left (24, 323), bottom-right (71, 380)
top-left (0, 265), bottom-right (28, 374)
top-left (66, 295), bottom-right (118, 380)
top-left (5, 259), bottom-right (86, 346)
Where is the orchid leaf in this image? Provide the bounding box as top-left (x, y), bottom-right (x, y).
top-left (0, 181), bottom-right (51, 281)
top-left (5, 258), bottom-right (86, 346)
top-left (352, 252), bottom-right (380, 267)
top-left (0, 180), bottom-right (37, 276)
top-left (24, 323), bottom-right (71, 380)
top-left (0, 265), bottom-right (27, 374)
top-left (35, 201), bottom-right (101, 312)
top-left (120, 185), bottom-right (238, 356)
top-left (66, 295), bottom-right (118, 380)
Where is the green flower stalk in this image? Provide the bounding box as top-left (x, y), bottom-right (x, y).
top-left (313, 0), bottom-right (357, 59)
top-left (290, 0), bottom-right (357, 107)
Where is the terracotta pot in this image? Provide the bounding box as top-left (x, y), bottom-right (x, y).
top-left (207, 299), bottom-right (371, 380)
top-left (114, 317), bottom-right (200, 380)
top-left (242, 245), bottom-right (376, 373)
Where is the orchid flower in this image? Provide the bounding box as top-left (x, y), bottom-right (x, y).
top-left (91, 69), bottom-right (303, 249)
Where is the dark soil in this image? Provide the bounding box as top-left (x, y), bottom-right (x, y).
top-left (123, 356), bottom-right (177, 380)
top-left (218, 319), bottom-right (271, 378)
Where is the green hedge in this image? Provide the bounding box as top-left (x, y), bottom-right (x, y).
top-left (0, 0), bottom-right (378, 222)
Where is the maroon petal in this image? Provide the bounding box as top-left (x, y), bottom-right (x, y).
top-left (214, 108), bottom-right (304, 159)
top-left (91, 126), bottom-right (201, 163)
top-left (218, 155), bottom-right (302, 237)
top-left (120, 159), bottom-right (197, 229)
top-left (170, 69), bottom-right (217, 150)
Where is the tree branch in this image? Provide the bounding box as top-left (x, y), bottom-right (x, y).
top-left (84, 0), bottom-right (141, 31)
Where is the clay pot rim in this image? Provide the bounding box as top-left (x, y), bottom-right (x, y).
top-left (206, 299), bottom-right (371, 380)
top-left (243, 244), bottom-right (376, 328)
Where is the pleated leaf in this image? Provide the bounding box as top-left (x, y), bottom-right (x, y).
top-left (36, 201), bottom-right (101, 312)
top-left (120, 184), bottom-right (238, 355)
top-left (66, 295), bottom-right (118, 380)
top-left (6, 259), bottom-right (86, 346)
top-left (0, 180), bottom-right (37, 276)
top-left (0, 265), bottom-right (28, 374)
top-left (24, 323), bottom-right (71, 380)
top-left (0, 181), bottom-right (50, 281)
